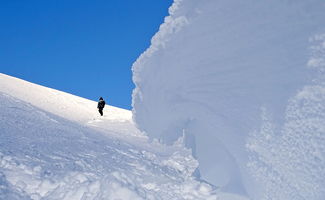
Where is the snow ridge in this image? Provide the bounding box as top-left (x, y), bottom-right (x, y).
top-left (132, 0), bottom-right (325, 199)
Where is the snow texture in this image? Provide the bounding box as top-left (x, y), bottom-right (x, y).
top-left (246, 35), bottom-right (325, 200)
top-left (132, 0), bottom-right (325, 199)
top-left (0, 73), bottom-right (227, 199)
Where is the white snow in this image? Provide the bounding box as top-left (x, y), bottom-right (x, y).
top-left (0, 73), bottom-right (132, 124)
top-left (0, 73), bottom-right (225, 199)
top-left (132, 0), bottom-right (325, 199)
top-left (3, 0), bottom-right (325, 199)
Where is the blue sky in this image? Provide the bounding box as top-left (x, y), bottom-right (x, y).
top-left (0, 0), bottom-right (172, 109)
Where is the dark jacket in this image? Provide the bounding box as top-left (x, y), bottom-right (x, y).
top-left (97, 99), bottom-right (106, 109)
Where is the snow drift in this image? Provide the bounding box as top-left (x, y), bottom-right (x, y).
top-left (132, 0), bottom-right (325, 199)
top-left (0, 73), bottom-right (223, 200)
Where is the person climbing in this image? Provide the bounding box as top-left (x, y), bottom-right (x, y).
top-left (97, 97), bottom-right (106, 116)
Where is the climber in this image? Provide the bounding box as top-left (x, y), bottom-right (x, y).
top-left (97, 97), bottom-right (106, 116)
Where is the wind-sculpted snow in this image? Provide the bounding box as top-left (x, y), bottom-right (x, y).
top-left (132, 0), bottom-right (325, 199)
top-left (247, 35), bottom-right (325, 200)
top-left (0, 93), bottom-right (218, 200)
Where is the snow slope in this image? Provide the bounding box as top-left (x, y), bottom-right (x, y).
top-left (0, 73), bottom-right (230, 199)
top-left (0, 73), bottom-right (131, 124)
top-left (132, 0), bottom-right (325, 199)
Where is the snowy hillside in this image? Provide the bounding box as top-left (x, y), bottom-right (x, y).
top-left (0, 73), bottom-right (132, 124)
top-left (0, 73), bottom-right (235, 199)
top-left (132, 0), bottom-right (325, 199)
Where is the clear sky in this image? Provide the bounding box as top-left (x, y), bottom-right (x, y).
top-left (0, 0), bottom-right (172, 110)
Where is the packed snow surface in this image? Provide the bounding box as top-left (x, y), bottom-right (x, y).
top-left (132, 0), bottom-right (325, 199)
top-left (0, 73), bottom-right (239, 199)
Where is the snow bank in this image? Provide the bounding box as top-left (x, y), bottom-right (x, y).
top-left (0, 92), bottom-right (218, 200)
top-left (132, 0), bottom-right (325, 199)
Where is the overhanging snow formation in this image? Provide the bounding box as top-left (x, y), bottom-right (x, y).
top-left (132, 0), bottom-right (325, 199)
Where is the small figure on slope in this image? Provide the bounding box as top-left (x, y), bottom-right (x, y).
top-left (97, 97), bottom-right (106, 116)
